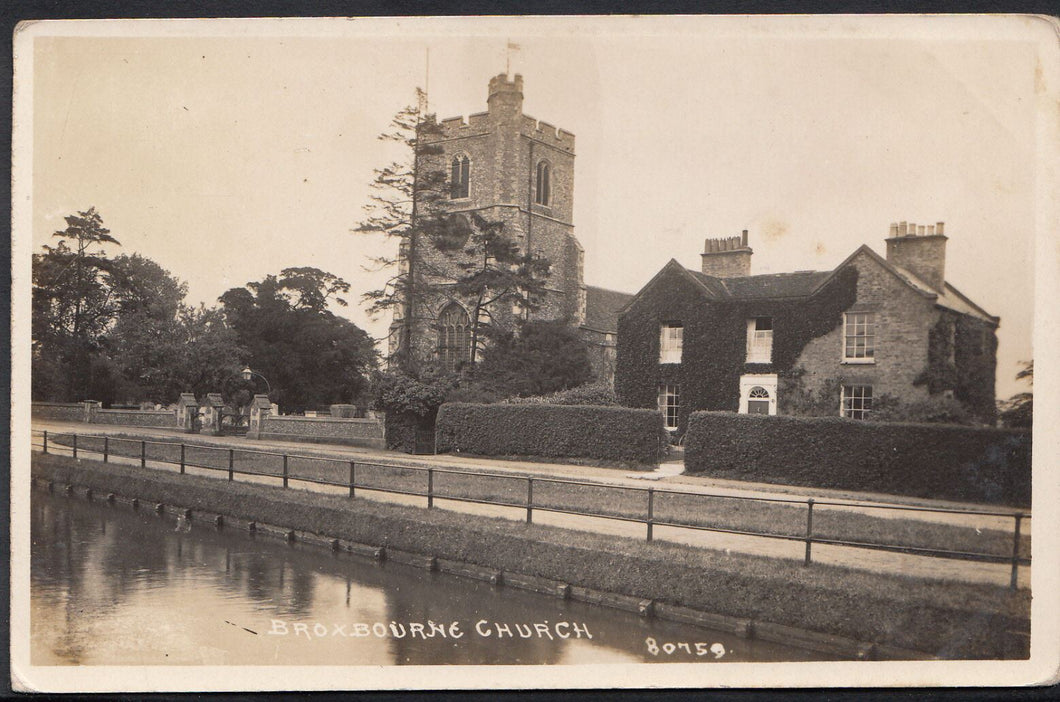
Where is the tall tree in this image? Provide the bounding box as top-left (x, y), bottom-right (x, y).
top-left (32, 207), bottom-right (122, 400)
top-left (219, 268), bottom-right (377, 413)
top-left (278, 266), bottom-right (350, 313)
top-left (353, 92), bottom-right (448, 373)
top-left (437, 211), bottom-right (551, 364)
top-left (475, 320), bottom-right (595, 398)
top-left (103, 256), bottom-right (244, 404)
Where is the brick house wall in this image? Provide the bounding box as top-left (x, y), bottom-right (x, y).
top-left (783, 249), bottom-right (936, 412)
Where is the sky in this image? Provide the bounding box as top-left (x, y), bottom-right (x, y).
top-left (23, 16), bottom-right (1044, 400)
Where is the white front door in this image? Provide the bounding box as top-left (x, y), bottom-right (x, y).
top-left (739, 374), bottom-right (778, 415)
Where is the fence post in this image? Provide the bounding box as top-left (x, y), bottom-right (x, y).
top-left (804, 499), bottom-right (815, 565)
top-left (526, 477), bottom-right (534, 524)
top-left (180, 444), bottom-right (185, 474)
top-left (228, 449), bottom-right (234, 481)
top-left (43, 431), bottom-right (48, 454)
top-left (72, 434), bottom-right (78, 459)
top-left (1010, 513), bottom-right (1024, 590)
top-left (140, 440), bottom-right (146, 468)
top-left (647, 487), bottom-right (655, 542)
top-left (427, 468), bottom-right (434, 509)
top-left (103, 437), bottom-right (109, 463)
top-left (282, 454), bottom-right (289, 489)
top-left (349, 461), bottom-right (356, 498)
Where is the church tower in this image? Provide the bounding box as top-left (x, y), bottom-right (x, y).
top-left (392, 73), bottom-right (588, 369)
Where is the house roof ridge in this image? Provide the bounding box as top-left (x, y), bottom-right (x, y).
top-left (584, 283), bottom-right (634, 296)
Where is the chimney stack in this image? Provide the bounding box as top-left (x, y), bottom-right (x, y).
top-left (885, 219), bottom-right (948, 291)
top-left (701, 231), bottom-right (753, 278)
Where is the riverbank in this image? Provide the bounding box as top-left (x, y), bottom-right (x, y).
top-left (32, 453), bottom-right (1030, 660)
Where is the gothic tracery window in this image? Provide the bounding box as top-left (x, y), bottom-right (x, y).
top-left (438, 303), bottom-right (471, 370)
top-left (535, 161), bottom-right (551, 206)
top-left (450, 155), bottom-right (470, 199)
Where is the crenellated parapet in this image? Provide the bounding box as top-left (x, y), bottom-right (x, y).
top-left (521, 115), bottom-right (575, 152)
top-left (435, 111), bottom-right (491, 139)
top-left (428, 74), bottom-right (575, 152)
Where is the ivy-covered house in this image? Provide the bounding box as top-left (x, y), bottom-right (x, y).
top-left (615, 222), bottom-right (999, 433)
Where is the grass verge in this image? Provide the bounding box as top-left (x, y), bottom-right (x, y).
top-left (32, 452), bottom-right (1029, 659)
top-left (44, 433), bottom-right (1030, 560)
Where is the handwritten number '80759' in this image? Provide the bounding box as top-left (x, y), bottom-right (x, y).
top-left (645, 637), bottom-right (727, 658)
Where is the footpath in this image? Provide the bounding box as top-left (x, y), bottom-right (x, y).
top-left (28, 419), bottom-right (1031, 589)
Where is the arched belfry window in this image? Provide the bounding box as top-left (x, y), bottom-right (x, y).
top-left (450, 155), bottom-right (470, 199)
top-left (535, 161), bottom-right (551, 206)
top-left (438, 303), bottom-right (471, 370)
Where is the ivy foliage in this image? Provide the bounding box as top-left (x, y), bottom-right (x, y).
top-left (615, 265), bottom-right (859, 432)
top-left (912, 313), bottom-right (998, 424)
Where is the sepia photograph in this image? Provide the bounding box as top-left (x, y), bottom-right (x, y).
top-left (9, 14), bottom-right (1060, 691)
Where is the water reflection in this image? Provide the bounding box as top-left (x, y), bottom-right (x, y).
top-left (31, 490), bottom-right (832, 665)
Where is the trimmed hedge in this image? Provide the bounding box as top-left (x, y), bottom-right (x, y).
top-left (436, 402), bottom-right (669, 465)
top-left (505, 381), bottom-right (616, 406)
top-left (685, 412), bottom-right (1031, 507)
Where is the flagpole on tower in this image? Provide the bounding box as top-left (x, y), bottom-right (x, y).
top-left (506, 39), bottom-right (520, 75)
top-left (423, 47), bottom-right (430, 114)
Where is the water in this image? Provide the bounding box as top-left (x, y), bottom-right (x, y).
top-left (31, 489), bottom-right (833, 665)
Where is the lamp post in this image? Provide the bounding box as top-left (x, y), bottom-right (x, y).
top-left (241, 367), bottom-right (272, 394)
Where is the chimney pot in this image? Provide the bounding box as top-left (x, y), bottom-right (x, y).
top-left (885, 219), bottom-right (947, 290)
top-left (936, 221), bottom-right (945, 235)
top-left (701, 235), bottom-right (753, 278)
top-left (889, 223), bottom-right (899, 237)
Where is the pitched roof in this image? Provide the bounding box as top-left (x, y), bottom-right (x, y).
top-left (583, 285), bottom-right (634, 333)
top-left (693, 270), bottom-right (833, 299)
top-left (623, 244), bottom-right (997, 325)
top-left (837, 246), bottom-right (998, 324)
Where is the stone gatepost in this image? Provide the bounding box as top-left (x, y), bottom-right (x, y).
top-left (248, 394), bottom-right (273, 440)
top-left (176, 393), bottom-right (199, 434)
top-left (200, 393), bottom-right (225, 436)
top-left (82, 400), bottom-right (101, 423)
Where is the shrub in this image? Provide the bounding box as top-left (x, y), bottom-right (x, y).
top-left (505, 381), bottom-right (616, 406)
top-left (374, 371), bottom-right (456, 453)
top-left (436, 403), bottom-right (669, 465)
top-left (871, 395), bottom-right (975, 425)
top-left (373, 371), bottom-right (453, 417)
top-left (476, 320), bottom-right (595, 398)
top-left (684, 411), bottom-right (1031, 507)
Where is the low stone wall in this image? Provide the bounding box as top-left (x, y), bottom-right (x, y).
top-left (31, 402), bottom-right (85, 422)
top-left (32, 402), bottom-right (177, 428)
top-left (93, 409), bottom-right (178, 428)
top-left (258, 415), bottom-right (384, 448)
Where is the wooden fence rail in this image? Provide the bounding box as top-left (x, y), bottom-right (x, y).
top-left (32, 429), bottom-right (1030, 588)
